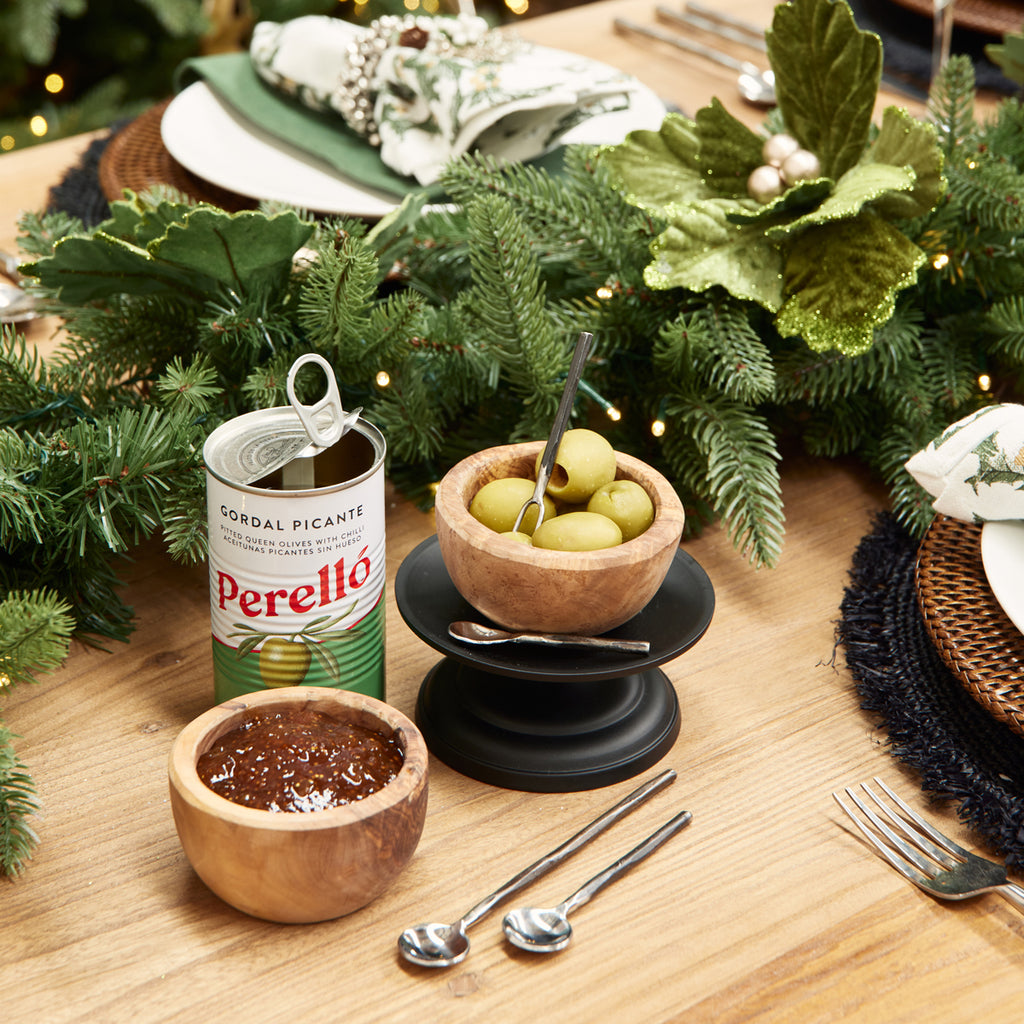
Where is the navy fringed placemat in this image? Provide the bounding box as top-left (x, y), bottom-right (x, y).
top-left (838, 511), bottom-right (1024, 866)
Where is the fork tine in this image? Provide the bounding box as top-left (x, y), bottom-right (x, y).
top-left (832, 790), bottom-right (935, 888)
top-left (840, 787), bottom-right (946, 877)
top-left (871, 776), bottom-right (973, 860)
top-left (859, 781), bottom-right (960, 871)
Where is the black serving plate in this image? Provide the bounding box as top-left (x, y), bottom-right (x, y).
top-left (394, 537), bottom-right (715, 792)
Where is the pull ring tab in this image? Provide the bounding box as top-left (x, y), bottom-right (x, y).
top-left (287, 353), bottom-right (347, 449)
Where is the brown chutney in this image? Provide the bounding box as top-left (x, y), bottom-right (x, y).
top-left (197, 707), bottom-right (404, 813)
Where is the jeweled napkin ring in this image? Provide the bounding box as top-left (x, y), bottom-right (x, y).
top-left (334, 14), bottom-right (514, 146)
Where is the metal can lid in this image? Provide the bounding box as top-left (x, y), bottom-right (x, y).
top-left (204, 406), bottom-right (338, 486)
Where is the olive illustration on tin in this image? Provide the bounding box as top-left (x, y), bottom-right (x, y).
top-left (228, 602), bottom-right (361, 686)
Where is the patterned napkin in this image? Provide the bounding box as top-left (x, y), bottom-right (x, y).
top-left (905, 404), bottom-right (1024, 521)
top-left (249, 14), bottom-right (640, 185)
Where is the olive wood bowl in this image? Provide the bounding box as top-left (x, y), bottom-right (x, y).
top-left (168, 686), bottom-right (428, 924)
top-left (434, 441), bottom-right (686, 636)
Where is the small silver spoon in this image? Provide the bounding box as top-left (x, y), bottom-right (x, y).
top-left (397, 768), bottom-right (676, 967)
top-left (502, 808), bottom-right (693, 954)
top-left (613, 18), bottom-right (776, 107)
top-left (0, 279), bottom-right (37, 324)
top-left (449, 620), bottom-right (650, 654)
top-left (512, 330), bottom-right (593, 534)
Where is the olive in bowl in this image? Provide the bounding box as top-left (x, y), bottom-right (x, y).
top-left (168, 686), bottom-right (428, 923)
top-left (433, 440), bottom-right (685, 636)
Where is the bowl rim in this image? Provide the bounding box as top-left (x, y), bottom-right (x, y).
top-left (168, 686), bottom-right (428, 832)
top-left (435, 440), bottom-right (686, 567)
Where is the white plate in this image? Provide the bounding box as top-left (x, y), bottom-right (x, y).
top-left (980, 519), bottom-right (1024, 635)
top-left (161, 67), bottom-right (666, 218)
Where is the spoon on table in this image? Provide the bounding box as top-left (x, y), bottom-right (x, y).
top-left (512, 330), bottom-right (593, 534)
top-left (449, 620), bottom-right (650, 654)
top-left (503, 808), bottom-right (693, 954)
top-left (0, 278), bottom-right (37, 324)
top-left (613, 18), bottom-right (776, 107)
top-left (397, 768), bottom-right (676, 967)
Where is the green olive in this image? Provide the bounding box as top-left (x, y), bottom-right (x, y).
top-left (500, 531), bottom-right (533, 544)
top-left (587, 479), bottom-right (655, 541)
top-left (469, 477), bottom-right (555, 535)
top-left (531, 511), bottom-right (623, 551)
top-left (258, 637), bottom-right (312, 687)
top-left (536, 428), bottom-right (617, 504)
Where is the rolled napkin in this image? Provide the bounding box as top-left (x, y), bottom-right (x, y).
top-left (905, 404), bottom-right (1024, 521)
top-left (249, 13), bottom-right (639, 185)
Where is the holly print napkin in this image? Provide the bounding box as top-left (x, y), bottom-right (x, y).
top-left (906, 404), bottom-right (1024, 522)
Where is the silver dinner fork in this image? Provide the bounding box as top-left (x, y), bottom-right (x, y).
top-left (833, 777), bottom-right (1024, 911)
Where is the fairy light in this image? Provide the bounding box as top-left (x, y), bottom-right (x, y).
top-left (596, 285), bottom-right (614, 301)
top-left (375, 370), bottom-right (391, 388)
top-left (577, 379), bottom-right (620, 422)
top-left (505, 0), bottom-right (529, 13)
top-left (29, 115), bottom-right (48, 138)
top-left (978, 373), bottom-right (992, 391)
top-left (1, 136), bottom-right (14, 152)
top-left (651, 399), bottom-right (667, 437)
top-left (44, 73), bottom-right (64, 94)
top-left (932, 253), bottom-right (950, 270)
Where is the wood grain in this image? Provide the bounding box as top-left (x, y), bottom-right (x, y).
top-left (3, 4), bottom-right (1023, 1020)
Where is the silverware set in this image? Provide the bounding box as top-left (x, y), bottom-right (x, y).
top-left (398, 768), bottom-right (691, 966)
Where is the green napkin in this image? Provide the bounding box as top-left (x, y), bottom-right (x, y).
top-left (174, 53), bottom-right (419, 200)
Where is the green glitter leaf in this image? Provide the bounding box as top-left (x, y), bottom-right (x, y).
top-left (727, 179), bottom-right (834, 225)
top-left (775, 212), bottom-right (926, 354)
top-left (598, 113), bottom-right (704, 210)
top-left (867, 106), bottom-right (945, 220)
top-left (766, 162), bottom-right (916, 240)
top-left (767, 0), bottom-right (881, 180)
top-left (695, 99), bottom-right (767, 196)
top-left (645, 199), bottom-right (785, 310)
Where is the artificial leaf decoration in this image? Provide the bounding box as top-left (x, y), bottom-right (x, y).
top-left (599, 0), bottom-right (943, 356)
top-left (985, 31), bottom-right (1024, 88)
top-left (867, 107), bottom-right (945, 220)
top-left (776, 212), bottom-right (927, 354)
top-left (597, 113), bottom-right (705, 210)
top-left (646, 200), bottom-right (786, 310)
top-left (27, 198), bottom-right (314, 307)
top-left (767, 0), bottom-right (881, 180)
top-left (694, 99), bottom-right (767, 196)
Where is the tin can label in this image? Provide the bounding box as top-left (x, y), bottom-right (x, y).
top-left (204, 413), bottom-right (386, 704)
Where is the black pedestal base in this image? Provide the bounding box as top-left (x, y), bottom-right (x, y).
top-left (415, 658), bottom-right (680, 792)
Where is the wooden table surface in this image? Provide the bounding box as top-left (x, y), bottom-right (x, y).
top-left (4, 2), bottom-right (1023, 1021)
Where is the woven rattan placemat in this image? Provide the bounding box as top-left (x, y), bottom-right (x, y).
top-left (838, 511), bottom-right (1024, 866)
top-left (97, 100), bottom-right (255, 212)
top-left (916, 514), bottom-right (1024, 736)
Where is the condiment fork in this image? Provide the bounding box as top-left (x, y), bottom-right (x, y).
top-left (833, 777), bottom-right (1024, 911)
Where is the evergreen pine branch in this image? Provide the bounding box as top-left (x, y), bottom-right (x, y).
top-left (0, 589), bottom-right (75, 688)
top-left (927, 55), bottom-right (979, 159)
top-left (663, 390), bottom-right (785, 568)
top-left (0, 725), bottom-right (40, 878)
top-left (986, 296), bottom-right (1024, 365)
top-left (461, 193), bottom-right (567, 439)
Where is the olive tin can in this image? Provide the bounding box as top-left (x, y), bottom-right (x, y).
top-left (203, 407), bottom-right (387, 704)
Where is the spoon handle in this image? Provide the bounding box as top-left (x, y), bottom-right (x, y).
top-left (458, 767), bottom-right (675, 930)
top-left (613, 18), bottom-right (760, 76)
top-left (560, 809), bottom-right (693, 916)
top-left (513, 633), bottom-right (651, 654)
